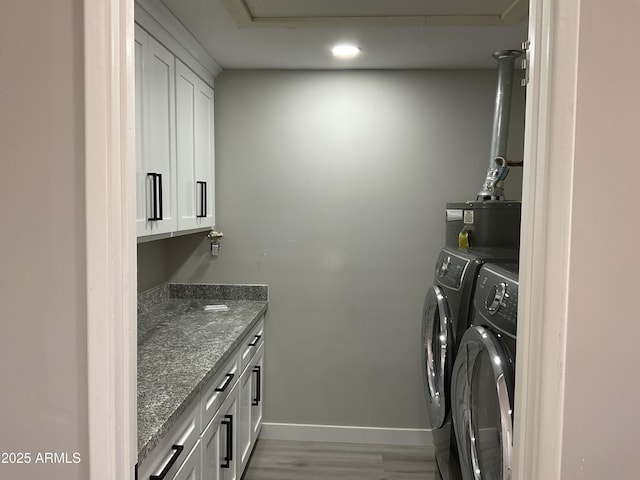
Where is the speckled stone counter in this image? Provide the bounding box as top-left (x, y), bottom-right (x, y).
top-left (137, 283), bottom-right (268, 464)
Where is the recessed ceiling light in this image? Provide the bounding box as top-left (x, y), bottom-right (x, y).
top-left (331, 44), bottom-right (361, 59)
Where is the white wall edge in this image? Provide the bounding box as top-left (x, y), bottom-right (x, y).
top-left (261, 423), bottom-right (433, 446)
top-left (84, 0), bottom-right (137, 478)
top-left (514, 0), bottom-right (576, 478)
top-left (135, 0), bottom-right (222, 85)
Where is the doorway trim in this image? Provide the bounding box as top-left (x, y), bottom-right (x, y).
top-left (80, 0), bottom-right (578, 477)
top-left (514, 0), bottom-right (579, 477)
top-left (84, 0), bottom-right (137, 478)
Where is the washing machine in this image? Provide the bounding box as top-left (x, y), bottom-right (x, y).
top-left (421, 248), bottom-right (518, 480)
top-left (450, 263), bottom-right (519, 480)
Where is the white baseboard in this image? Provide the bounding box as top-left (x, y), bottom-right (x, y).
top-left (261, 422), bottom-right (433, 446)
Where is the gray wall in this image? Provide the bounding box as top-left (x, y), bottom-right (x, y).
top-left (138, 241), bottom-right (171, 292)
top-left (0, 1), bottom-right (89, 478)
top-left (162, 69), bottom-right (525, 428)
top-left (558, 2), bottom-right (640, 477)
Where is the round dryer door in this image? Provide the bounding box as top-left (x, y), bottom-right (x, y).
top-left (421, 285), bottom-right (454, 429)
top-left (451, 326), bottom-right (514, 480)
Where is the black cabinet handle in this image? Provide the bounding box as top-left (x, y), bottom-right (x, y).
top-left (147, 173), bottom-right (157, 221)
top-left (215, 373), bottom-right (234, 393)
top-left (149, 444), bottom-right (183, 480)
top-left (221, 414), bottom-right (233, 469)
top-left (252, 366), bottom-right (261, 406)
top-left (147, 173), bottom-right (164, 221)
top-left (248, 334), bottom-right (261, 347)
top-left (158, 173), bottom-right (163, 220)
top-left (196, 181), bottom-right (207, 218)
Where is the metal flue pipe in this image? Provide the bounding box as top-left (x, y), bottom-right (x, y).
top-left (477, 49), bottom-right (522, 201)
top-left (490, 49), bottom-right (522, 164)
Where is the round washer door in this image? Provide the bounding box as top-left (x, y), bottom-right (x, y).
top-left (451, 326), bottom-right (514, 480)
top-left (421, 285), bottom-right (455, 429)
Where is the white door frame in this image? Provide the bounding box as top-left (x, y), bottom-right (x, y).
top-left (514, 0), bottom-right (578, 478)
top-left (81, 0), bottom-right (576, 478)
top-left (84, 0), bottom-right (137, 479)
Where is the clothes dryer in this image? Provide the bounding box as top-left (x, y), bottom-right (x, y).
top-left (421, 248), bottom-right (518, 480)
top-left (451, 264), bottom-right (518, 480)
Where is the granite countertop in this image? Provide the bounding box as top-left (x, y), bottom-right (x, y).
top-left (137, 283), bottom-right (268, 464)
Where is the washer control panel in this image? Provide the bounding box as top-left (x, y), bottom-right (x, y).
top-left (474, 264), bottom-right (519, 334)
top-left (486, 282), bottom-right (507, 315)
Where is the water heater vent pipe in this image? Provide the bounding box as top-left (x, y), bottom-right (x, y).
top-left (477, 49), bottom-right (523, 201)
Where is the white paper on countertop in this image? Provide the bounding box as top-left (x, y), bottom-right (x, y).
top-left (203, 304), bottom-right (229, 312)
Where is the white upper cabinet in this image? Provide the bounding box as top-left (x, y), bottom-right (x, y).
top-left (176, 60), bottom-right (215, 231)
top-left (135, 20), bottom-right (215, 240)
top-left (135, 25), bottom-right (178, 237)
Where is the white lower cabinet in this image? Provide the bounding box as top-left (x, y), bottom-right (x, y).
top-left (220, 387), bottom-right (239, 480)
top-left (201, 408), bottom-right (223, 480)
top-left (173, 442), bottom-right (202, 480)
top-left (137, 401), bottom-right (201, 480)
top-left (238, 342), bottom-right (264, 472)
top-left (201, 354), bottom-right (239, 431)
top-left (238, 363), bottom-right (252, 471)
top-left (138, 316), bottom-right (265, 480)
top-left (202, 383), bottom-right (239, 480)
top-left (250, 345), bottom-right (264, 443)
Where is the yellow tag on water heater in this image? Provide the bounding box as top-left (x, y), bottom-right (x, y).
top-left (459, 229), bottom-right (470, 249)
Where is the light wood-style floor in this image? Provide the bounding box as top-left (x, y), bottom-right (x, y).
top-left (242, 439), bottom-right (438, 480)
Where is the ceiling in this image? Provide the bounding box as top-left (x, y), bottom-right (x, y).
top-left (160, 0), bottom-right (529, 70)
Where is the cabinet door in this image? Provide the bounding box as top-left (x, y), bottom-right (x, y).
top-left (135, 26), bottom-right (177, 237)
top-left (201, 353), bottom-right (239, 431)
top-left (250, 345), bottom-right (264, 443)
top-left (201, 413), bottom-right (223, 480)
top-left (137, 401), bottom-right (201, 480)
top-left (135, 26), bottom-right (146, 235)
top-left (172, 441), bottom-right (201, 480)
top-left (237, 364), bottom-right (252, 472)
top-left (240, 320), bottom-right (264, 373)
top-left (202, 383), bottom-right (238, 480)
top-left (220, 387), bottom-right (238, 480)
top-left (238, 342), bottom-right (264, 475)
top-left (194, 76), bottom-right (215, 229)
top-left (176, 60), bottom-right (215, 231)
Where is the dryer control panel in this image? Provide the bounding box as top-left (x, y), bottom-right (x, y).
top-left (434, 250), bottom-right (475, 290)
top-left (473, 264), bottom-right (519, 336)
